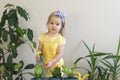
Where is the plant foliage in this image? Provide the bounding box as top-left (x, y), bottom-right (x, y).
top-left (0, 3), bottom-right (36, 80)
top-left (51, 66), bottom-right (62, 78)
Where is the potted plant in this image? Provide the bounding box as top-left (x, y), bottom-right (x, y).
top-left (62, 64), bottom-right (89, 80)
top-left (0, 3), bottom-right (36, 80)
top-left (48, 66), bottom-right (62, 80)
top-left (31, 53), bottom-right (46, 80)
top-left (31, 64), bottom-right (46, 80)
top-left (100, 37), bottom-right (120, 80)
top-left (74, 40), bottom-right (108, 80)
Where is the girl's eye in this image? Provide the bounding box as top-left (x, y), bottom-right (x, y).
top-left (50, 22), bottom-right (53, 24)
top-left (56, 24), bottom-right (59, 26)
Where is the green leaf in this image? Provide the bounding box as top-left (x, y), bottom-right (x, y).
top-left (101, 60), bottom-right (112, 68)
top-left (4, 3), bottom-right (14, 8)
top-left (2, 29), bottom-right (8, 42)
top-left (116, 36), bottom-right (120, 56)
top-left (51, 66), bottom-right (61, 78)
top-left (24, 64), bottom-right (34, 69)
top-left (40, 53), bottom-right (44, 63)
top-left (0, 9), bottom-right (7, 27)
top-left (7, 54), bottom-right (13, 69)
top-left (34, 64), bottom-right (43, 78)
top-left (0, 27), bottom-right (2, 38)
top-left (0, 65), bottom-right (5, 72)
top-left (14, 63), bottom-right (22, 71)
top-left (12, 45), bottom-right (18, 58)
top-left (74, 57), bottom-right (84, 64)
top-left (16, 6), bottom-right (29, 21)
top-left (62, 65), bottom-right (74, 78)
top-left (0, 48), bottom-right (3, 58)
top-left (85, 52), bottom-right (108, 58)
top-left (27, 28), bottom-right (33, 41)
top-left (8, 75), bottom-right (13, 80)
top-left (27, 42), bottom-right (34, 52)
top-left (8, 10), bottom-right (18, 27)
top-left (82, 40), bottom-right (92, 55)
top-left (86, 59), bottom-right (92, 69)
top-left (71, 64), bottom-right (77, 71)
top-left (32, 41), bottom-right (37, 49)
top-left (8, 9), bottom-right (15, 17)
top-left (23, 72), bottom-right (34, 76)
top-left (0, 40), bottom-right (2, 44)
top-left (16, 27), bottom-right (24, 37)
top-left (103, 54), bottom-right (115, 60)
top-left (19, 61), bottom-right (24, 69)
top-left (15, 41), bottom-right (23, 48)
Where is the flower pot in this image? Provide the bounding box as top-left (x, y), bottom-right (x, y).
top-left (48, 77), bottom-right (63, 80)
top-left (31, 78), bottom-right (46, 80)
top-left (64, 77), bottom-right (78, 80)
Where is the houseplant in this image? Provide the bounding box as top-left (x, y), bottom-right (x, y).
top-left (74, 40), bottom-right (108, 80)
top-left (31, 64), bottom-right (46, 80)
top-left (0, 3), bottom-right (36, 80)
top-left (48, 66), bottom-right (62, 80)
top-left (31, 53), bottom-right (46, 80)
top-left (101, 37), bottom-right (120, 80)
top-left (62, 64), bottom-right (89, 80)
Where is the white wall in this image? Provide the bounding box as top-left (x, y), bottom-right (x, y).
top-left (0, 0), bottom-right (120, 79)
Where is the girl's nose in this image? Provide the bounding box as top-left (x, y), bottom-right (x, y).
top-left (53, 24), bottom-right (56, 27)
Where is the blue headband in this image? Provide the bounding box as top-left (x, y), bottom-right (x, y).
top-left (53, 10), bottom-right (66, 25)
top-left (54, 10), bottom-right (66, 19)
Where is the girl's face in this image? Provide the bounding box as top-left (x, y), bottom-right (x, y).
top-left (47, 16), bottom-right (62, 34)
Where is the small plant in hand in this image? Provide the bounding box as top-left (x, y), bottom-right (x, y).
top-left (34, 64), bottom-right (44, 78)
top-left (32, 52), bottom-right (46, 80)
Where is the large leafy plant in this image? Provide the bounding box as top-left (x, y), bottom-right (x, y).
top-left (0, 3), bottom-right (36, 80)
top-left (75, 41), bottom-right (108, 80)
top-left (101, 37), bottom-right (120, 80)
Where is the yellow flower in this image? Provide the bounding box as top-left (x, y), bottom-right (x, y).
top-left (36, 51), bottom-right (42, 57)
top-left (81, 74), bottom-right (89, 80)
top-left (73, 72), bottom-right (81, 80)
top-left (73, 71), bottom-right (89, 80)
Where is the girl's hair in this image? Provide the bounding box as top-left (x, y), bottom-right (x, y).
top-left (46, 10), bottom-right (66, 36)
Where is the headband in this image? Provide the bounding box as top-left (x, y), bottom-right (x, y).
top-left (52, 10), bottom-right (66, 25)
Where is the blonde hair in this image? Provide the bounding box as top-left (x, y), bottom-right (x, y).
top-left (46, 10), bottom-right (66, 36)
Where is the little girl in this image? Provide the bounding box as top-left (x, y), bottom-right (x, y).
top-left (36, 10), bottom-right (66, 77)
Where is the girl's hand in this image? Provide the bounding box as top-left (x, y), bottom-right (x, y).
top-left (45, 61), bottom-right (53, 69)
top-left (35, 55), bottom-right (40, 62)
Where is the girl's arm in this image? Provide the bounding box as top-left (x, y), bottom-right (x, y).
top-left (52, 45), bottom-right (64, 64)
top-left (37, 41), bottom-right (43, 52)
top-left (45, 45), bottom-right (64, 69)
top-left (35, 41), bottom-right (43, 61)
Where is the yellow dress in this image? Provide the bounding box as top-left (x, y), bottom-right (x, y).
top-left (39, 33), bottom-right (66, 77)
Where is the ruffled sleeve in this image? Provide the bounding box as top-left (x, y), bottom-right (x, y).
top-left (38, 33), bottom-right (44, 43)
top-left (58, 35), bottom-right (66, 46)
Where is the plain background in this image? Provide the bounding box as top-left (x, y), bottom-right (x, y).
top-left (0, 0), bottom-right (120, 79)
